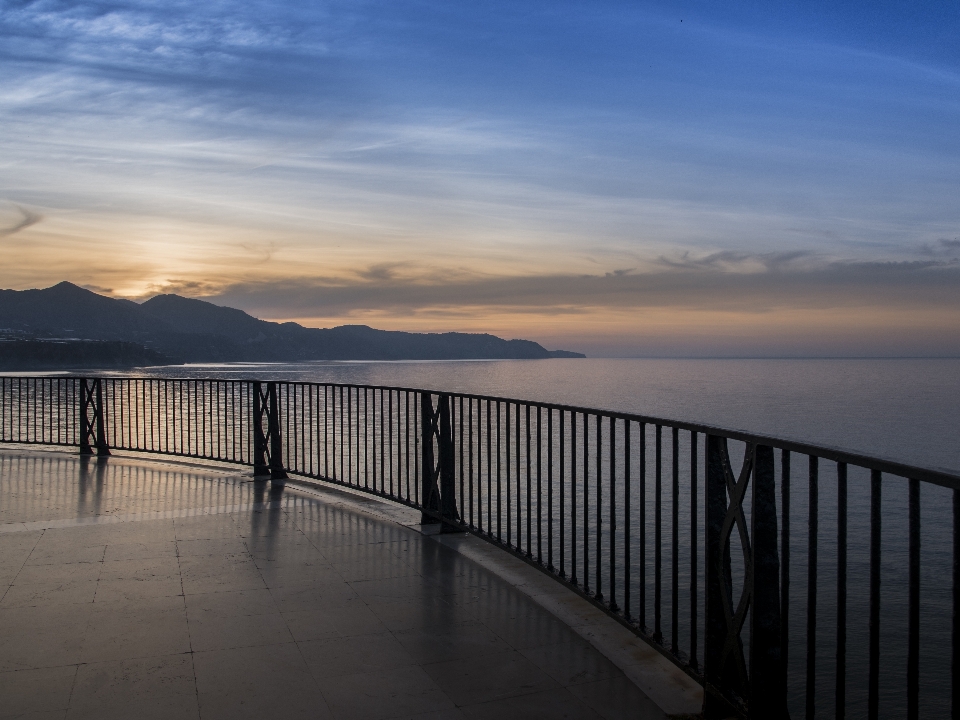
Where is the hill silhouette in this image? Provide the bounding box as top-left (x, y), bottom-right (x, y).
top-left (0, 282), bottom-right (584, 363)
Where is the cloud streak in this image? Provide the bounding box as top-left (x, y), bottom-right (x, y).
top-left (200, 256), bottom-right (960, 319)
top-left (0, 205), bottom-right (42, 238)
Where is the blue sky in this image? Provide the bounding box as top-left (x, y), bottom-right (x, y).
top-left (1, 1), bottom-right (958, 355)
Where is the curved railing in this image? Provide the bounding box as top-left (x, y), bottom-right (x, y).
top-left (1, 375), bottom-right (957, 719)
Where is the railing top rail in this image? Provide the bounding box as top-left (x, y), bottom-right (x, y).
top-left (7, 374), bottom-right (959, 489)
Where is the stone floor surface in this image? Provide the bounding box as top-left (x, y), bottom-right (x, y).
top-left (0, 447), bottom-right (670, 720)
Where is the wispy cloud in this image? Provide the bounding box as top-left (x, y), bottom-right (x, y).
top-left (192, 256), bottom-right (960, 320)
top-left (0, 204), bottom-right (42, 238)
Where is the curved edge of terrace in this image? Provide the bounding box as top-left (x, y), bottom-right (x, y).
top-left (2, 375), bottom-right (960, 719)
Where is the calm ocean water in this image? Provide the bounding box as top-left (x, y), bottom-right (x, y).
top-left (115, 357), bottom-right (960, 473)
top-left (18, 357), bottom-right (960, 718)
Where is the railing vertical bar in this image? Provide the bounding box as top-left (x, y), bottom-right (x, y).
top-left (408, 393), bottom-right (425, 503)
top-left (389, 390), bottom-right (395, 496)
top-left (671, 426), bottom-right (679, 654)
top-left (908, 476), bottom-right (919, 720)
top-left (497, 400), bottom-right (502, 542)
top-left (690, 431), bottom-right (698, 668)
top-left (460, 396), bottom-right (465, 516)
top-left (596, 413), bottom-right (602, 599)
top-left (506, 401), bottom-right (512, 546)
top-left (339, 386), bottom-right (344, 482)
top-left (655, 424), bottom-right (662, 642)
top-left (806, 455), bottom-right (818, 720)
top-left (365, 387), bottom-right (370, 490)
top-left (953, 487), bottom-right (960, 719)
top-left (538, 405), bottom-right (544, 563)
top-left (380, 388), bottom-right (385, 491)
top-left (516, 403), bottom-right (522, 550)
top-left (548, 408), bottom-right (554, 570)
top-left (526, 404), bottom-right (532, 557)
top-left (584, 413), bottom-right (590, 593)
top-left (836, 461), bottom-right (847, 720)
top-left (640, 423), bottom-right (646, 630)
top-left (560, 410), bottom-right (566, 578)
top-left (571, 410), bottom-right (578, 585)
top-left (609, 416), bottom-right (617, 610)
top-left (489, 398), bottom-right (495, 535)
top-left (624, 420), bottom-right (631, 617)
top-left (469, 398), bottom-right (474, 527)
top-left (868, 469), bottom-right (881, 720)
top-left (782, 450), bottom-right (791, 677)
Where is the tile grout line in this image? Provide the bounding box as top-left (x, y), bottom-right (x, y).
top-left (0, 528), bottom-right (45, 606)
top-left (175, 525), bottom-right (204, 720)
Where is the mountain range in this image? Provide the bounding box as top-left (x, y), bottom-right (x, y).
top-left (0, 282), bottom-right (584, 364)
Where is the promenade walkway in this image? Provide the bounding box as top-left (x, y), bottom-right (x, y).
top-left (0, 447), bottom-right (698, 719)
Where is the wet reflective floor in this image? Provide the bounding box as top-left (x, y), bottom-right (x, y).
top-left (0, 448), bottom-right (666, 719)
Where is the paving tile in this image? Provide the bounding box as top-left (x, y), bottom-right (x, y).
top-left (184, 588), bottom-right (278, 618)
top-left (257, 562), bottom-right (341, 589)
top-left (67, 653), bottom-right (199, 720)
top-left (567, 677), bottom-right (666, 720)
top-left (102, 540), bottom-right (178, 562)
top-left (0, 604), bottom-right (87, 671)
top-left (94, 576), bottom-right (184, 602)
top-left (282, 597), bottom-right (388, 641)
top-left (477, 598), bottom-right (576, 650)
top-left (194, 643), bottom-right (331, 720)
top-left (348, 574), bottom-right (448, 601)
top-left (520, 638), bottom-right (622, 686)
top-left (268, 582), bottom-right (359, 613)
top-left (0, 665), bottom-right (77, 716)
top-left (299, 632), bottom-right (418, 680)
top-left (188, 608), bottom-right (293, 651)
top-left (99, 556), bottom-right (180, 581)
top-left (0, 532), bottom-right (43, 558)
top-left (364, 596), bottom-right (475, 634)
top-left (248, 538), bottom-right (323, 566)
top-left (2, 710), bottom-right (68, 719)
top-left (174, 518), bottom-right (242, 542)
top-left (24, 542), bottom-right (106, 567)
top-left (81, 595), bottom-right (190, 663)
top-left (175, 538), bottom-right (249, 557)
top-left (0, 579), bottom-right (100, 609)
top-left (14, 562), bottom-right (103, 585)
top-left (179, 556), bottom-right (265, 595)
top-left (314, 664), bottom-right (455, 720)
top-left (388, 711), bottom-right (467, 720)
top-left (393, 622), bottom-right (511, 664)
top-left (422, 649), bottom-right (559, 706)
top-left (459, 687), bottom-right (604, 719)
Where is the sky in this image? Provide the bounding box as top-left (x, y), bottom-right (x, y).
top-left (1, 0), bottom-right (959, 356)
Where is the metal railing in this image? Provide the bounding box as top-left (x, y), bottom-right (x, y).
top-left (1, 375), bottom-right (958, 719)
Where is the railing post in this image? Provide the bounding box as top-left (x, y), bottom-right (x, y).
top-left (704, 434), bottom-right (737, 717)
top-left (750, 444), bottom-right (787, 718)
top-left (252, 381), bottom-right (286, 483)
top-left (704, 436), bottom-right (786, 719)
top-left (78, 378), bottom-right (110, 457)
top-left (420, 391), bottom-right (459, 528)
top-left (437, 393), bottom-right (459, 527)
top-left (420, 391), bottom-right (439, 523)
top-left (268, 382), bottom-right (287, 485)
top-left (253, 381), bottom-right (268, 476)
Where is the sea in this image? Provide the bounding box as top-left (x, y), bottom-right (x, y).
top-left (10, 357), bottom-right (960, 718)
top-left (112, 357), bottom-right (960, 473)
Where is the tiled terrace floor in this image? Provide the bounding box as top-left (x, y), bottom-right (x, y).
top-left (0, 447), bottom-right (670, 720)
